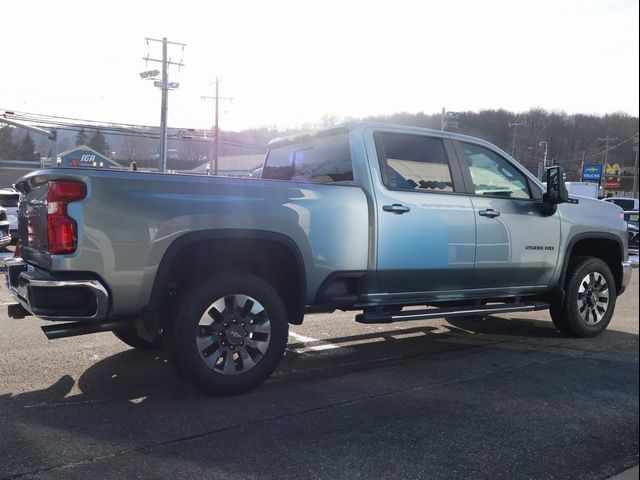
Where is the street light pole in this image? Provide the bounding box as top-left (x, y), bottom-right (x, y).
top-left (539, 141), bottom-right (548, 169)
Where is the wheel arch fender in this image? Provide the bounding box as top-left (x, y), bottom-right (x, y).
top-left (559, 232), bottom-right (624, 293)
top-left (139, 229), bottom-right (308, 338)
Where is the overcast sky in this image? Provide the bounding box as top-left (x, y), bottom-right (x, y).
top-left (1, 0), bottom-right (638, 132)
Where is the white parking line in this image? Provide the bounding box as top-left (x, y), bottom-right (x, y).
top-left (289, 331), bottom-right (343, 352)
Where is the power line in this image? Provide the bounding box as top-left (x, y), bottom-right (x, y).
top-left (597, 136), bottom-right (619, 171)
top-left (3, 109), bottom-right (276, 148)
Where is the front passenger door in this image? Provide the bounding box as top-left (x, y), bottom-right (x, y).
top-left (454, 141), bottom-right (561, 289)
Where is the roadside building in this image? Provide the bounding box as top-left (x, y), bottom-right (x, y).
top-left (57, 146), bottom-right (122, 169)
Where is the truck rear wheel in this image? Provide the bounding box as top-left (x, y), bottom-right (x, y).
top-left (550, 256), bottom-right (616, 338)
top-left (169, 271), bottom-right (289, 395)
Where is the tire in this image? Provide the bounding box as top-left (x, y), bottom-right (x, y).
top-left (169, 271), bottom-right (289, 395)
top-left (113, 328), bottom-right (163, 350)
top-left (550, 256), bottom-right (617, 338)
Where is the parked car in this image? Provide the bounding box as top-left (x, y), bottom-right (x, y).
top-left (4, 122), bottom-right (633, 395)
top-left (604, 197), bottom-right (639, 211)
top-left (623, 210), bottom-right (639, 228)
top-left (0, 188), bottom-right (19, 243)
top-left (0, 206), bottom-right (11, 250)
top-left (624, 211), bottom-right (639, 256)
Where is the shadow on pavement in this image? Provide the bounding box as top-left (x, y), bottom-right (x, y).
top-left (445, 314), bottom-right (564, 338)
top-left (0, 316), bottom-right (638, 480)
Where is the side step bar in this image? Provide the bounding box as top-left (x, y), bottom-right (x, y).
top-left (355, 302), bottom-right (550, 324)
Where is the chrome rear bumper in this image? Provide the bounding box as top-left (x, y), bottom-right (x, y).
top-left (4, 257), bottom-right (109, 322)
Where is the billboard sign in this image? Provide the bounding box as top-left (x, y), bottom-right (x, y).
top-left (582, 164), bottom-right (603, 181)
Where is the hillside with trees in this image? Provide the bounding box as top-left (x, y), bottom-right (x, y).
top-left (1, 109), bottom-right (637, 189)
top-left (363, 109), bottom-right (638, 182)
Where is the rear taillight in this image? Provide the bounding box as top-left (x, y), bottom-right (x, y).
top-left (47, 181), bottom-right (86, 254)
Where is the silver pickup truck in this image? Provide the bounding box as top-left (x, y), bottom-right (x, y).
top-left (3, 122), bottom-right (633, 394)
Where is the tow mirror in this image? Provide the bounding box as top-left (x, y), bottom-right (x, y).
top-left (543, 166), bottom-right (573, 204)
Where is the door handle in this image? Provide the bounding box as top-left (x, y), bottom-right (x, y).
top-left (478, 208), bottom-right (500, 218)
top-left (383, 204), bottom-right (411, 214)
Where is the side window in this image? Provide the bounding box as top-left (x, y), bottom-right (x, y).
top-left (375, 132), bottom-right (454, 192)
top-left (459, 143), bottom-right (531, 199)
top-left (262, 133), bottom-right (353, 184)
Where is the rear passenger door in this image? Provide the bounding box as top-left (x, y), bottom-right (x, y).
top-left (371, 130), bottom-right (476, 294)
top-left (453, 141), bottom-right (560, 289)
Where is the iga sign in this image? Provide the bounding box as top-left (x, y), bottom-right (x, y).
top-left (69, 153), bottom-right (97, 167)
top-left (582, 164), bottom-right (603, 181)
top-left (58, 146), bottom-right (115, 169)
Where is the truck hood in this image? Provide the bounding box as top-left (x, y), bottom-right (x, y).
top-left (560, 195), bottom-right (627, 237)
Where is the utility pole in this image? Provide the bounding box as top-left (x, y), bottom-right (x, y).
top-left (142, 37), bottom-right (185, 172)
top-left (598, 136), bottom-right (618, 193)
top-left (201, 77), bottom-right (232, 175)
top-left (508, 120), bottom-right (525, 157)
top-left (158, 38), bottom-right (168, 173)
top-left (598, 136), bottom-right (618, 169)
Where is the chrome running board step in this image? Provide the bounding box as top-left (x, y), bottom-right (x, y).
top-left (355, 302), bottom-right (550, 324)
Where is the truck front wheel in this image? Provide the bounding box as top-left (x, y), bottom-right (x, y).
top-left (169, 271), bottom-right (289, 395)
top-left (550, 256), bottom-right (617, 338)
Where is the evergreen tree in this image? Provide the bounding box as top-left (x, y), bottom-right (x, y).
top-left (88, 129), bottom-right (109, 156)
top-left (0, 125), bottom-right (18, 159)
top-left (76, 128), bottom-right (89, 146)
top-left (19, 132), bottom-right (38, 161)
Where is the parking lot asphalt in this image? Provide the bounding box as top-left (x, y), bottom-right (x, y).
top-left (0, 263), bottom-right (637, 480)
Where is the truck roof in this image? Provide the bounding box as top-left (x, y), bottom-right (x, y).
top-left (267, 121), bottom-right (501, 151)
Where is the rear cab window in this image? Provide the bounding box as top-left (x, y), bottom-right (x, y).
top-left (262, 132), bottom-right (353, 184)
top-left (374, 132), bottom-right (455, 193)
